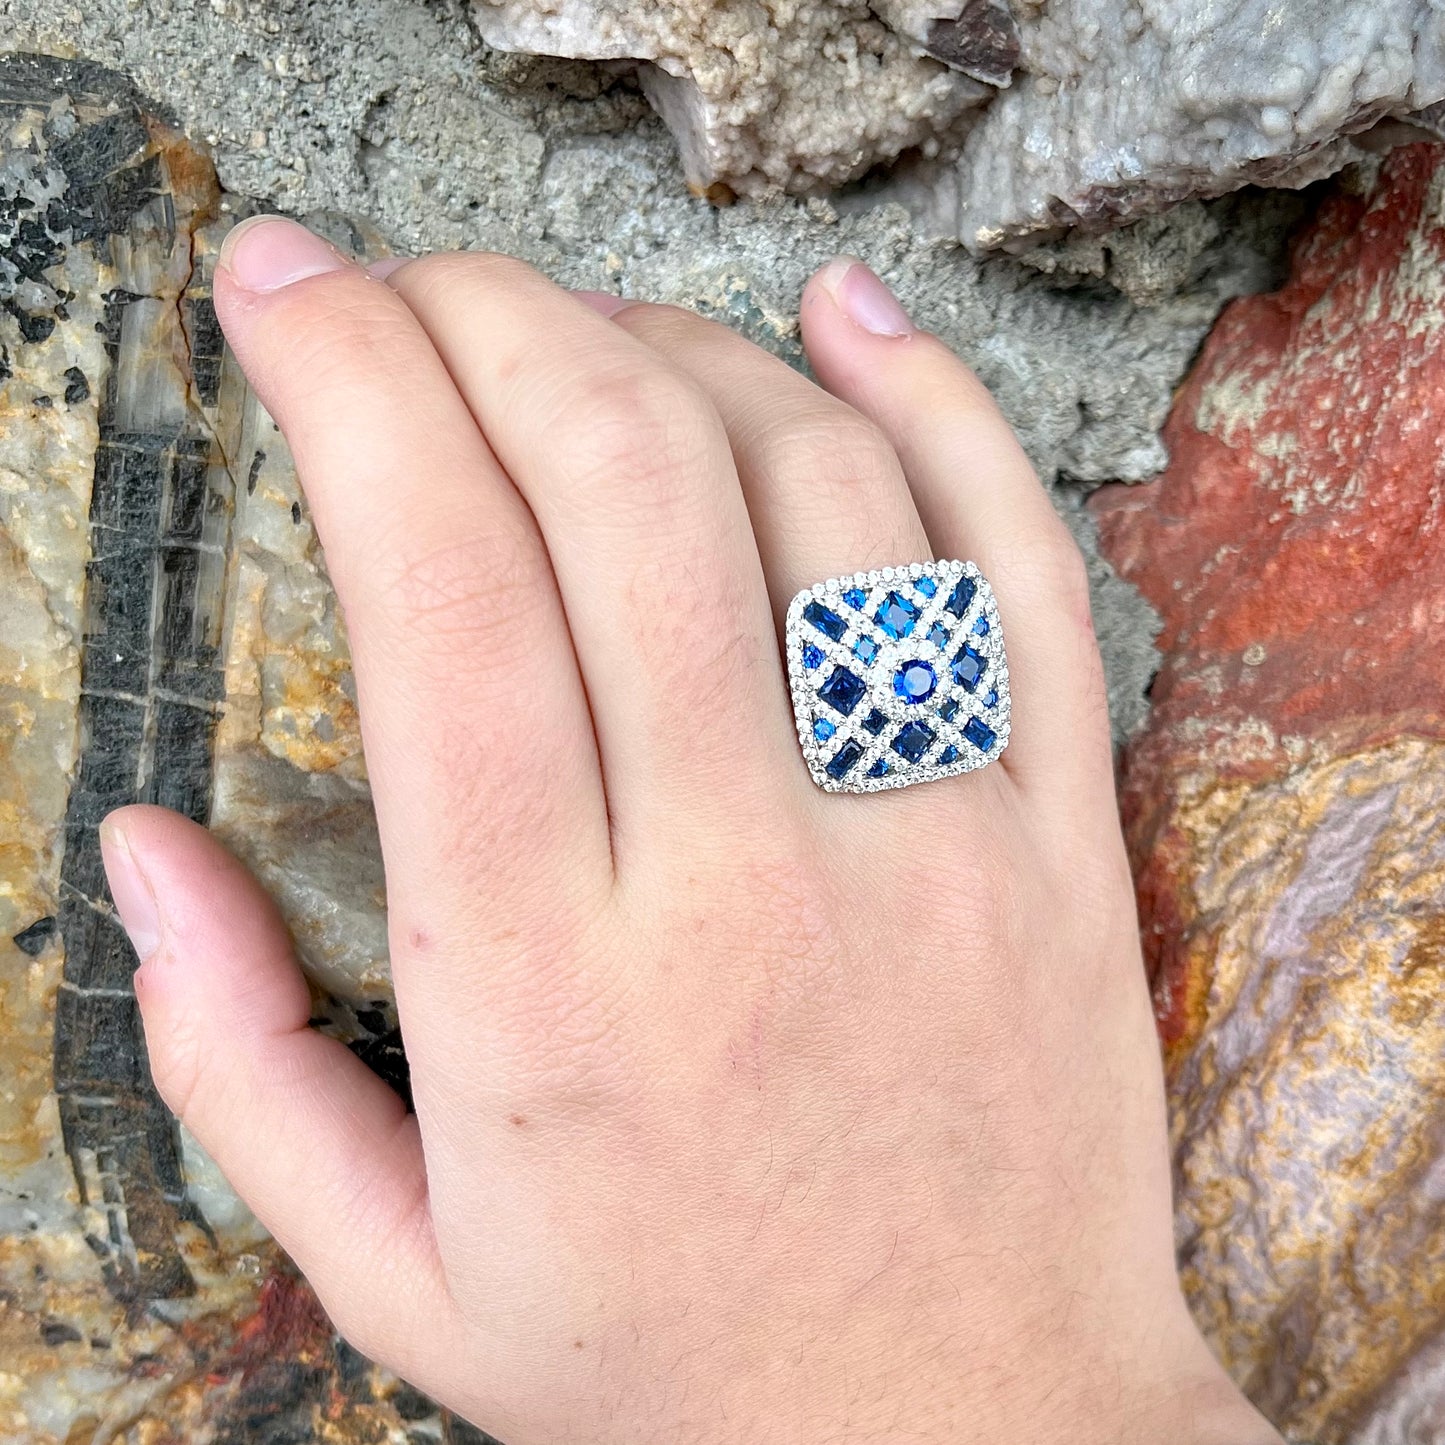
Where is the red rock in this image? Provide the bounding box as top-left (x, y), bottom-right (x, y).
top-left (1092, 146), bottom-right (1445, 1443)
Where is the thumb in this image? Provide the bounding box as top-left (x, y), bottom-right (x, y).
top-left (101, 804), bottom-right (462, 1381)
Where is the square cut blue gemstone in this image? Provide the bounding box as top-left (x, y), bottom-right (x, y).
top-left (853, 636), bottom-right (879, 664)
top-left (963, 717), bottom-right (997, 752)
top-left (866, 758), bottom-right (889, 778)
top-left (916, 576), bottom-right (937, 598)
top-left (937, 697), bottom-right (960, 723)
top-left (973, 614), bottom-right (990, 637)
top-left (804, 600), bottom-right (847, 642)
top-left (952, 646), bottom-right (986, 692)
top-left (938, 744), bottom-right (959, 765)
top-left (891, 721), bottom-right (936, 764)
top-left (802, 643), bottom-right (824, 669)
top-left (843, 586), bottom-right (868, 609)
top-left (826, 738), bottom-right (865, 779)
top-left (927, 623), bottom-right (949, 649)
top-left (818, 666), bottom-right (866, 716)
top-left (813, 717), bottom-right (836, 741)
top-left (861, 708), bottom-right (888, 736)
top-left (945, 575), bottom-right (976, 619)
top-left (875, 591), bottom-right (921, 641)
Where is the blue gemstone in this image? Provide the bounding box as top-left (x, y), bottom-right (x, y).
top-left (915, 576), bottom-right (937, 598)
top-left (861, 708), bottom-right (888, 736)
top-left (875, 591), bottom-right (921, 641)
top-left (963, 717), bottom-right (997, 752)
top-left (843, 586), bottom-right (868, 609)
top-left (984, 688), bottom-right (999, 708)
top-left (892, 660), bottom-right (937, 705)
top-left (818, 666), bottom-right (866, 716)
top-left (938, 744), bottom-right (960, 765)
top-left (973, 614), bottom-right (990, 637)
top-left (804, 600), bottom-right (847, 642)
top-left (891, 721), bottom-right (936, 764)
top-left (944, 575), bottom-right (976, 619)
top-left (825, 738), bottom-right (865, 780)
top-left (866, 758), bottom-right (889, 779)
top-left (927, 623), bottom-right (950, 649)
top-left (802, 643), bottom-right (824, 669)
top-left (853, 636), bottom-right (879, 664)
top-left (813, 717), bottom-right (836, 741)
top-left (952, 646), bottom-right (987, 692)
top-left (937, 697), bottom-right (960, 723)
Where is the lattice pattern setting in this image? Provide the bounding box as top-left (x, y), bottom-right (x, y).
top-left (785, 561), bottom-right (1010, 793)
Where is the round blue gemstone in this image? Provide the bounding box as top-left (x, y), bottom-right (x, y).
top-left (802, 643), bottom-right (824, 669)
top-left (814, 717), bottom-right (836, 741)
top-left (973, 614), bottom-right (990, 637)
top-left (892, 660), bottom-right (937, 705)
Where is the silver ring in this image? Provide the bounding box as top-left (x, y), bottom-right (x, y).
top-left (785, 561), bottom-right (1010, 793)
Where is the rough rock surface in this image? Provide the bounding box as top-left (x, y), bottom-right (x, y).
top-left (0, 57), bottom-right (426, 1443)
top-left (469, 0), bottom-right (988, 196)
top-left (0, 1), bottom-right (1302, 536)
top-left (471, 0), bottom-right (1445, 247)
top-left (1093, 143), bottom-right (1445, 1444)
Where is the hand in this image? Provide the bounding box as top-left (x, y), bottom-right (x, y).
top-left (100, 218), bottom-right (1281, 1445)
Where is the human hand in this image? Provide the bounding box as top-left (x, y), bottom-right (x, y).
top-left (100, 218), bottom-right (1281, 1445)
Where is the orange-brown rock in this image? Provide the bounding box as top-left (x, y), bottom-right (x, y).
top-left (1093, 145), bottom-right (1445, 1443)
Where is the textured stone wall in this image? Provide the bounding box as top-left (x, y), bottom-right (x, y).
top-left (472, 0), bottom-right (1445, 248)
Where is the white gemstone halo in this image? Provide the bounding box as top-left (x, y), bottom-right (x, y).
top-left (784, 560), bottom-right (1011, 793)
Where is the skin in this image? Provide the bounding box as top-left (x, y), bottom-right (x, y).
top-left (99, 219), bottom-right (1284, 1445)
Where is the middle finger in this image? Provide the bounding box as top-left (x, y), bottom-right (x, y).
top-left (386, 254), bottom-right (798, 852)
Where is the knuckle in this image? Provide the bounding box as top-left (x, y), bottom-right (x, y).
top-left (567, 363), bottom-right (721, 510)
top-left (760, 408), bottom-right (902, 509)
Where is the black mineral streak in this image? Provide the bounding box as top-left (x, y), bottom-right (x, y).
top-left (63, 364), bottom-right (90, 403)
top-left (12, 914), bottom-right (57, 955)
top-left (446, 1417), bottom-right (507, 1445)
top-left (4, 54), bottom-right (233, 1306)
top-left (348, 1027), bottom-right (414, 1112)
top-left (40, 1320), bottom-right (85, 1346)
top-left (246, 447), bottom-right (266, 494)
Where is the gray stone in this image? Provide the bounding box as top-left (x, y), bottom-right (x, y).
top-left (471, 0), bottom-right (1445, 249)
top-left (2, 0), bottom-right (1314, 739)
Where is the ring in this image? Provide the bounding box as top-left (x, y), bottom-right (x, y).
top-left (785, 561), bottom-right (1010, 793)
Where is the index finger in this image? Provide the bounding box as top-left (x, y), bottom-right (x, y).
top-left (213, 217), bottom-right (614, 1040)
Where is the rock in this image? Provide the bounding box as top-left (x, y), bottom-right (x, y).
top-left (472, 0), bottom-right (1445, 250)
top-left (937, 0), bottom-right (1445, 250)
top-left (470, 0), bottom-right (990, 196)
top-left (0, 56), bottom-right (433, 1444)
top-left (1, 3), bottom-right (1320, 740)
top-left (1092, 143), bottom-right (1445, 1443)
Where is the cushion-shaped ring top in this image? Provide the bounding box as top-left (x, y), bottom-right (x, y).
top-left (785, 561), bottom-right (1010, 793)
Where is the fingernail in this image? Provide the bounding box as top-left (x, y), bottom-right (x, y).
top-left (815, 257), bottom-right (913, 338)
top-left (99, 819), bottom-right (162, 963)
top-left (573, 289), bottom-right (634, 318)
top-left (219, 215), bottom-right (349, 294)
